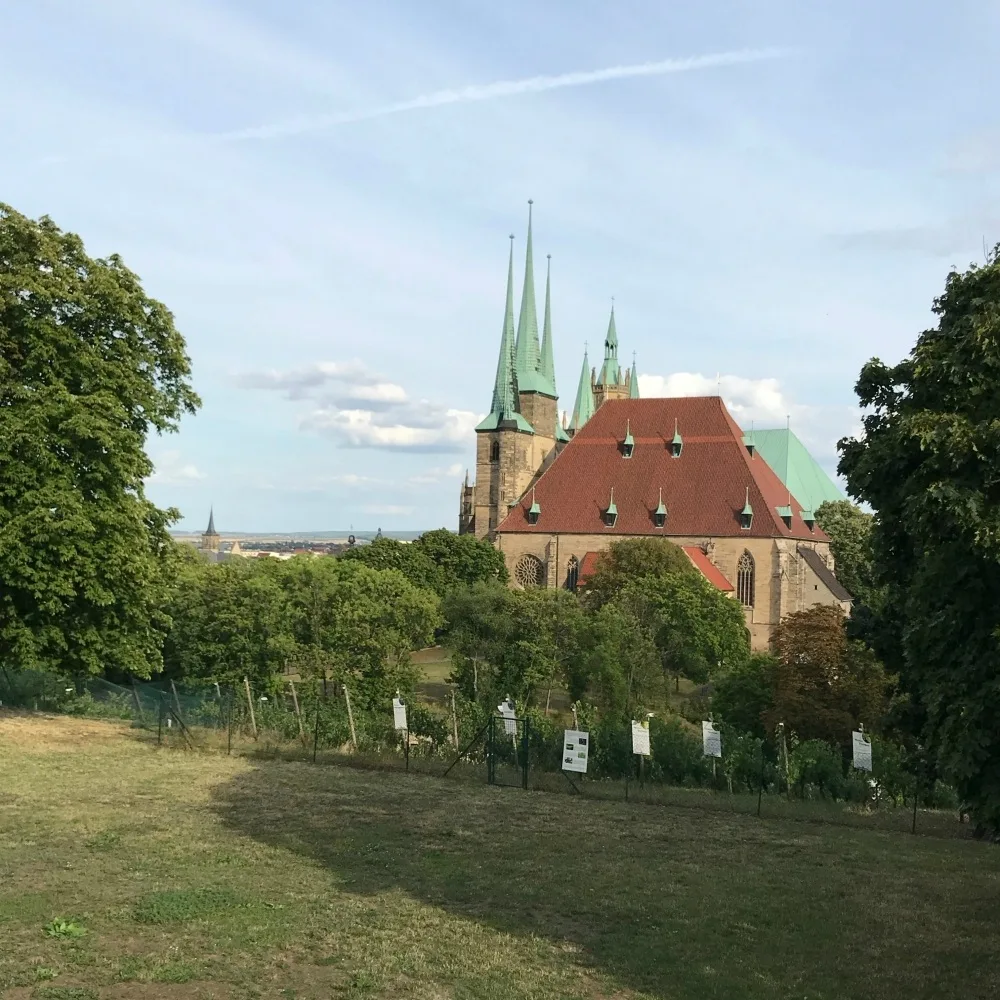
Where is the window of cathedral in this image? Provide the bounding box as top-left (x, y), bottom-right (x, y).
top-left (737, 550), bottom-right (755, 607)
top-left (740, 487), bottom-right (753, 530)
top-left (513, 553), bottom-right (546, 589)
top-left (490, 441), bottom-right (500, 463)
top-left (566, 556), bottom-right (579, 592)
top-left (670, 418), bottom-right (683, 458)
top-left (603, 487), bottom-right (618, 527)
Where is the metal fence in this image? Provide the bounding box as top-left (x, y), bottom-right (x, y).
top-left (0, 668), bottom-right (971, 840)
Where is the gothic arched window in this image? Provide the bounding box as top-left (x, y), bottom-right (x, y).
top-left (513, 554), bottom-right (546, 589)
top-left (566, 556), bottom-right (579, 592)
top-left (490, 441), bottom-right (500, 463)
top-left (737, 550), bottom-right (755, 608)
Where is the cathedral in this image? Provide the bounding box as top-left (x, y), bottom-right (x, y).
top-left (458, 203), bottom-right (850, 649)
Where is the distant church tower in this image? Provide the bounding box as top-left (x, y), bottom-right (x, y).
top-left (591, 305), bottom-right (638, 411)
top-left (200, 508), bottom-right (221, 552)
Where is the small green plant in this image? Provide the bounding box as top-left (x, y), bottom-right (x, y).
top-left (33, 966), bottom-right (60, 981)
top-left (43, 918), bottom-right (87, 940)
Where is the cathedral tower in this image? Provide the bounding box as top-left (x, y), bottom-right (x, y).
top-left (592, 305), bottom-right (635, 410)
top-left (466, 235), bottom-right (536, 539)
top-left (200, 508), bottom-right (220, 552)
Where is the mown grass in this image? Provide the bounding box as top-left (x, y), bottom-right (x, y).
top-left (0, 711), bottom-right (998, 1000)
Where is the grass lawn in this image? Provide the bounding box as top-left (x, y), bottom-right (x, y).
top-left (1, 712), bottom-right (998, 1000)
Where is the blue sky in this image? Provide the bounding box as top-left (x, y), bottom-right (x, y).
top-left (4, 0), bottom-right (999, 532)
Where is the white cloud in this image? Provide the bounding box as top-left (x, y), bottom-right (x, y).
top-left (408, 462), bottom-right (466, 484)
top-left (639, 372), bottom-right (803, 426)
top-left (147, 450), bottom-right (205, 484)
top-left (244, 359), bottom-right (481, 453)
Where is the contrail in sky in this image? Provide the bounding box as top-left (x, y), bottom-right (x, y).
top-left (219, 47), bottom-right (791, 142)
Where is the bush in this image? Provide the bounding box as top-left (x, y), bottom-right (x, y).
top-left (788, 740), bottom-right (845, 800)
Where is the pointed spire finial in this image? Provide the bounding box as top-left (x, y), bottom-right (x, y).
top-left (539, 245), bottom-right (557, 396)
top-left (515, 200), bottom-right (545, 394)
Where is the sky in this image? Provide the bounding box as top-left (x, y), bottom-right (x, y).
top-left (4, 0), bottom-right (1000, 532)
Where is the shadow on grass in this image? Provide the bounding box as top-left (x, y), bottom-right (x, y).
top-left (210, 758), bottom-right (1000, 1000)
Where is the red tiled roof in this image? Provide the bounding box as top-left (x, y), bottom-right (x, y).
top-left (682, 546), bottom-right (734, 592)
top-left (498, 396), bottom-right (829, 541)
top-left (578, 551), bottom-right (602, 585)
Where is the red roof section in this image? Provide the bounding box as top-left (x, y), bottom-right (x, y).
top-left (578, 551), bottom-right (601, 585)
top-left (498, 396), bottom-right (830, 541)
top-left (682, 546), bottom-right (734, 592)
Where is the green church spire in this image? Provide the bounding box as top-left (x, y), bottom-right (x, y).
top-left (629, 352), bottom-right (640, 399)
top-left (597, 303), bottom-right (621, 386)
top-left (539, 253), bottom-right (556, 395)
top-left (514, 200), bottom-right (552, 396)
top-left (477, 235), bottom-right (533, 433)
top-left (569, 346), bottom-right (595, 431)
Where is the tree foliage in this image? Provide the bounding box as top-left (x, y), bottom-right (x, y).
top-left (767, 605), bottom-right (894, 748)
top-left (814, 500), bottom-right (878, 605)
top-left (838, 250), bottom-right (1000, 833)
top-left (163, 555), bottom-right (440, 707)
top-left (0, 204), bottom-right (199, 677)
top-left (340, 529), bottom-right (507, 597)
top-left (581, 537), bottom-right (695, 609)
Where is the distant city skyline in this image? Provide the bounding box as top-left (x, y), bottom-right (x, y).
top-left (4, 1), bottom-right (998, 530)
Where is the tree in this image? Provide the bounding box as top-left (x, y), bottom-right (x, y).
top-left (581, 537), bottom-right (695, 609)
top-left (839, 250), bottom-right (1000, 833)
top-left (412, 528), bottom-right (508, 591)
top-left (277, 556), bottom-right (441, 707)
top-left (0, 205), bottom-right (199, 678)
top-left (580, 600), bottom-right (661, 718)
top-left (767, 605), bottom-right (893, 748)
top-left (619, 572), bottom-right (751, 691)
top-left (443, 583), bottom-right (584, 709)
top-left (711, 653), bottom-right (777, 738)
top-left (814, 500), bottom-right (878, 605)
top-left (162, 557), bottom-right (296, 690)
top-left (340, 529), bottom-right (508, 598)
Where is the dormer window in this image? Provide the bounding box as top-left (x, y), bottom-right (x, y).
top-left (670, 418), bottom-right (683, 458)
top-left (622, 420), bottom-right (634, 459)
top-left (527, 489), bottom-right (541, 525)
top-left (604, 487), bottom-right (618, 527)
top-left (740, 487), bottom-right (753, 531)
top-left (801, 509), bottom-right (816, 531)
top-left (653, 487), bottom-right (667, 528)
top-left (777, 505), bottom-right (792, 530)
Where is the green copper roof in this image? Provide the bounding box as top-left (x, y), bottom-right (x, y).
top-left (597, 305), bottom-right (621, 385)
top-left (606, 487), bottom-right (618, 517)
top-left (569, 348), bottom-right (595, 430)
top-left (555, 417), bottom-right (570, 443)
top-left (655, 488), bottom-right (667, 517)
top-left (748, 428), bottom-right (844, 512)
top-left (514, 201), bottom-right (555, 397)
top-left (539, 254), bottom-right (557, 395)
top-left (629, 355), bottom-right (639, 398)
top-left (477, 236), bottom-right (534, 434)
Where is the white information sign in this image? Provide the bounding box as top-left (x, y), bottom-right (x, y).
top-left (498, 699), bottom-right (517, 737)
top-left (392, 696), bottom-right (408, 731)
top-left (631, 720), bottom-right (651, 756)
top-left (852, 730), bottom-right (872, 772)
top-left (562, 729), bottom-right (590, 774)
top-left (702, 720), bottom-right (722, 758)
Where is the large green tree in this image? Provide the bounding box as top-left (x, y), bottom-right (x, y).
top-left (767, 605), bottom-right (894, 748)
top-left (580, 537), bottom-right (695, 609)
top-left (814, 500), bottom-right (878, 605)
top-left (0, 205), bottom-right (199, 679)
top-left (839, 250), bottom-right (1000, 833)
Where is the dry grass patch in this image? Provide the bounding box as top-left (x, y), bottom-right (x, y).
top-left (0, 712), bottom-right (998, 1000)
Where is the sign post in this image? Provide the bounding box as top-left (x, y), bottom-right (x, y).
top-left (393, 694), bottom-right (409, 771)
top-left (631, 715), bottom-right (653, 790)
top-left (852, 725), bottom-right (872, 773)
top-left (702, 718), bottom-right (722, 781)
